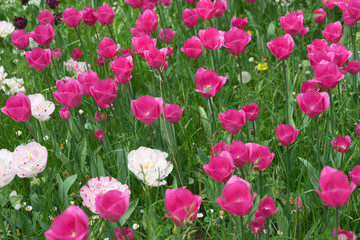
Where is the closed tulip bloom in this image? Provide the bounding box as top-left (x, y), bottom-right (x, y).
top-left (213, 0), bottom-right (227, 18)
top-left (142, 0), bottom-right (156, 10)
top-left (301, 79), bottom-right (317, 93)
top-left (125, 0), bottom-right (144, 8)
top-left (267, 34), bottom-right (295, 60)
top-left (59, 107), bottom-right (71, 120)
top-left (241, 103), bottom-right (259, 121)
top-left (258, 196), bottom-right (278, 215)
top-left (224, 27), bottom-right (251, 55)
top-left (250, 220), bottom-right (264, 234)
top-left (46, 0), bottom-right (59, 9)
top-left (181, 36), bottom-right (203, 59)
top-left (217, 175), bottom-right (256, 216)
top-left (332, 228), bottom-right (357, 240)
top-left (90, 79), bottom-right (118, 108)
top-left (96, 55), bottom-right (106, 66)
top-left (144, 48), bottom-right (167, 69)
top-left (53, 78), bottom-right (83, 108)
top-left (1, 92), bottom-right (31, 122)
top-left (313, 8), bottom-right (326, 23)
top-left (111, 56), bottom-right (133, 84)
top-left (61, 8), bottom-right (82, 28)
top-left (280, 10), bottom-right (304, 36)
top-left (210, 141), bottom-right (228, 156)
top-left (28, 94), bottom-right (55, 121)
top-left (78, 70), bottom-right (99, 97)
top-left (97, 37), bottom-right (120, 59)
top-left (186, 0), bottom-right (197, 4)
top-left (349, 165), bottom-right (360, 186)
top-left (25, 47), bottom-right (51, 71)
top-left (347, 0), bottom-right (360, 20)
top-left (160, 28), bottom-right (176, 43)
top-left (307, 39), bottom-right (328, 53)
top-left (131, 35), bottom-right (157, 58)
top-left (131, 95), bottom-right (163, 125)
top-left (52, 48), bottom-right (62, 59)
top-left (71, 48), bottom-right (82, 60)
top-left (182, 8), bottom-right (199, 28)
top-left (165, 188), bottom-right (202, 226)
top-left (296, 90), bottom-right (330, 118)
top-left (228, 141), bottom-right (249, 168)
top-left (13, 16), bottom-right (27, 29)
top-left (315, 166), bottom-right (356, 207)
top-left (327, 43), bottom-right (352, 67)
top-left (331, 135), bottom-right (351, 153)
top-left (322, 21), bottom-right (343, 43)
top-left (136, 9), bottom-right (158, 33)
top-left (345, 59), bottom-right (360, 75)
top-left (343, 10), bottom-right (357, 27)
top-left (11, 30), bottom-right (29, 50)
top-left (94, 4), bottom-right (116, 25)
top-left (308, 50), bottom-right (331, 69)
top-left (130, 26), bottom-right (149, 37)
top-left (163, 46), bottom-right (173, 56)
top-left (44, 205), bottom-right (89, 240)
top-left (196, 0), bottom-right (215, 20)
top-left (254, 209), bottom-right (266, 223)
top-left (0, 149), bottom-right (15, 188)
top-left (29, 24), bottom-right (54, 46)
top-left (121, 48), bottom-right (133, 57)
top-left (356, 123), bottom-right (360, 136)
top-left (203, 151), bottom-right (234, 182)
top-left (231, 17), bottom-right (248, 29)
top-left (275, 124), bottom-right (299, 146)
top-left (246, 0), bottom-right (257, 2)
top-left (80, 7), bottom-right (97, 26)
top-left (94, 112), bottom-right (106, 124)
top-left (95, 190), bottom-right (129, 222)
top-left (247, 143), bottom-right (275, 171)
top-left (314, 61), bottom-right (344, 90)
top-left (199, 27), bottom-right (224, 50)
top-left (195, 68), bottom-right (227, 97)
top-left (218, 109), bottom-right (246, 134)
top-left (37, 9), bottom-right (55, 25)
top-left (115, 227), bottom-right (134, 240)
top-left (164, 104), bottom-right (184, 123)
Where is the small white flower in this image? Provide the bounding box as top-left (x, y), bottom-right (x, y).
top-left (240, 71), bottom-right (251, 84)
top-left (0, 66), bottom-right (7, 82)
top-left (0, 21), bottom-right (14, 38)
top-left (140, 209), bottom-right (144, 214)
top-left (305, 70), bottom-right (311, 75)
top-left (14, 204), bottom-right (21, 210)
top-left (263, 229), bottom-right (267, 234)
top-left (25, 206), bottom-right (33, 211)
top-left (197, 213), bottom-right (204, 218)
top-left (1, 77), bottom-right (26, 95)
top-left (209, 209), bottom-right (214, 213)
top-left (90, 220), bottom-right (93, 225)
top-left (15, 131), bottom-right (22, 136)
top-left (70, 201), bottom-right (75, 205)
top-left (277, 230), bottom-right (283, 236)
top-left (43, 135), bottom-right (49, 141)
top-left (22, 202), bottom-right (27, 207)
top-left (78, 109), bottom-right (84, 115)
top-left (248, 57), bottom-right (254, 62)
top-left (104, 238), bottom-right (110, 240)
top-left (65, 139), bottom-right (69, 145)
top-left (92, 215), bottom-right (99, 220)
top-left (132, 223), bottom-right (139, 230)
top-left (48, 215), bottom-right (54, 220)
top-left (52, 206), bottom-right (57, 211)
top-left (9, 191), bottom-right (17, 197)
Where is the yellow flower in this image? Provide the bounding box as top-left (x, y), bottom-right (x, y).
top-left (257, 63), bottom-right (268, 71)
top-left (246, 30), bottom-right (254, 34)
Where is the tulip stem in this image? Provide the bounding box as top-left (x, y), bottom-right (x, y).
top-left (239, 215), bottom-right (245, 239)
top-left (109, 104), bottom-right (119, 123)
top-left (296, 207), bottom-right (300, 240)
top-left (75, 27), bottom-right (89, 71)
top-left (107, 25), bottom-right (116, 42)
top-left (117, 221), bottom-right (130, 240)
top-left (0, 204), bottom-right (8, 240)
top-left (252, 121), bottom-right (256, 142)
top-left (93, 25), bottom-right (101, 43)
top-left (314, 118), bottom-right (321, 166)
top-left (209, 97), bottom-right (216, 134)
top-left (237, 55), bottom-right (244, 103)
top-left (286, 146), bottom-right (290, 194)
top-left (240, 167), bottom-right (246, 180)
top-left (125, 80), bottom-right (133, 100)
top-left (266, 218), bottom-right (270, 240)
top-left (258, 171), bottom-right (262, 198)
top-left (327, 89), bottom-right (335, 132)
top-left (282, 60), bottom-right (290, 124)
top-left (211, 49), bottom-right (217, 71)
top-left (351, 26), bottom-right (358, 105)
top-left (335, 207), bottom-right (339, 240)
top-left (25, 121), bottom-right (36, 140)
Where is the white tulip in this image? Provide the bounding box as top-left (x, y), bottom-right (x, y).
top-left (28, 94), bottom-right (55, 121)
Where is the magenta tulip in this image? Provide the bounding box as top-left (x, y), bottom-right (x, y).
top-left (94, 4), bottom-right (116, 25)
top-left (131, 95), bottom-right (163, 125)
top-left (217, 175), bottom-right (256, 216)
top-left (181, 36), bottom-right (203, 59)
top-left (90, 79), bottom-right (118, 108)
top-left (301, 79), bottom-right (317, 93)
top-left (254, 209), bottom-right (266, 223)
top-left (258, 196), bottom-right (278, 215)
top-left (250, 220), bottom-right (264, 234)
top-left (144, 48), bottom-right (167, 70)
top-left (115, 227), bottom-right (134, 240)
top-left (349, 165), bottom-right (360, 186)
top-left (315, 166), bottom-right (356, 207)
top-left (61, 8), bottom-right (82, 28)
top-left (203, 151), bottom-right (234, 182)
top-left (11, 30), bottom-right (29, 50)
top-left (71, 48), bottom-right (82, 60)
top-left (164, 188), bottom-right (202, 226)
top-left (356, 123), bottom-right (360, 136)
top-left (275, 124), bottom-right (299, 146)
top-left (53, 78), bottom-right (83, 108)
top-left (331, 135), bottom-right (351, 153)
top-left (164, 104), bottom-right (184, 123)
top-left (1, 93), bottom-right (31, 122)
top-left (94, 130), bottom-right (104, 140)
top-left (213, 0), bottom-right (227, 18)
top-left (296, 90), bottom-right (330, 118)
top-left (228, 141), bottom-right (249, 168)
top-left (241, 103), bottom-right (259, 121)
top-left (199, 27), bottom-right (224, 50)
top-left (224, 27), bottom-right (251, 55)
top-left (78, 70), bottom-right (99, 97)
top-left (160, 28), bottom-right (176, 43)
top-left (307, 39), bottom-right (328, 53)
top-left (267, 34), bottom-right (295, 60)
top-left (280, 10), bottom-right (305, 36)
top-left (94, 112), bottom-right (106, 124)
top-left (97, 37), bottom-right (120, 59)
top-left (194, 68), bottom-right (227, 97)
top-left (332, 228), bottom-right (357, 240)
top-left (25, 47), bottom-right (51, 71)
top-left (125, 0), bottom-right (144, 8)
top-left (322, 21), bottom-right (343, 43)
top-left (210, 141), bottom-right (228, 157)
top-left (29, 24), bottom-right (54, 46)
top-left (314, 61), bottom-right (344, 90)
top-left (347, 0), bottom-right (360, 20)
top-left (247, 143), bottom-right (274, 171)
top-left (218, 109), bottom-right (246, 134)
top-left (131, 35), bottom-right (157, 58)
top-left (343, 10), bottom-right (357, 27)
top-left (136, 9), bottom-right (158, 33)
top-left (95, 190), bottom-right (129, 222)
top-left (182, 8), bottom-right (199, 28)
top-left (52, 48), bottom-right (62, 59)
top-left (345, 59), bottom-right (360, 75)
top-left (111, 56), bottom-right (133, 84)
top-left (196, 0), bottom-right (215, 20)
top-left (96, 55), bottom-right (106, 66)
top-left (37, 9), bottom-right (55, 25)
top-left (327, 43), bottom-right (352, 67)
top-left (231, 17), bottom-right (248, 29)
top-left (185, 0), bottom-right (197, 4)
top-left (130, 26), bottom-right (149, 37)
top-left (313, 8), bottom-right (326, 23)
top-left (81, 7), bottom-right (98, 26)
top-left (59, 107), bottom-right (71, 120)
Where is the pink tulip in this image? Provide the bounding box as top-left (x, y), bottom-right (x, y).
top-left (224, 27), bottom-right (251, 55)
top-left (125, 0), bottom-right (144, 8)
top-left (298, 26), bottom-right (309, 37)
top-left (44, 205), bottom-right (89, 240)
top-left (267, 34), bottom-right (295, 60)
top-left (307, 39), bottom-right (328, 53)
top-left (296, 90), bottom-right (330, 118)
top-left (228, 140), bottom-right (249, 168)
top-left (313, 8), bottom-right (326, 23)
top-left (182, 8), bottom-right (199, 28)
top-left (247, 143), bottom-right (274, 171)
top-left (144, 48), bottom-right (167, 70)
top-left (71, 48), bottom-right (82, 60)
top-left (94, 112), bottom-right (106, 124)
top-left (349, 165), bottom-right (360, 186)
top-left (301, 79), bottom-right (317, 93)
top-left (1, 93), bottom-right (31, 122)
top-left (96, 55), bottom-right (106, 66)
top-left (111, 56), bottom-right (133, 84)
top-left (210, 141), bottom-right (228, 156)
top-left (81, 7), bottom-right (98, 26)
top-left (94, 130), bottom-right (104, 140)
top-left (315, 166), bottom-right (356, 207)
top-left (203, 151), bottom-right (234, 182)
top-left (246, 0), bottom-right (257, 2)
top-left (97, 37), bottom-right (120, 59)
top-left (194, 68), bottom-right (227, 97)
top-left (136, 9), bottom-right (158, 33)
top-left (121, 48), bottom-right (133, 57)
top-left (250, 221), bottom-right (264, 234)
top-left (217, 175), bottom-right (256, 215)
top-left (331, 135), bottom-right (351, 153)
top-left (196, 0), bottom-right (215, 20)
top-left (322, 21), bottom-right (343, 43)
top-left (130, 26), bottom-right (150, 37)
top-left (344, 59), bottom-right (360, 75)
top-left (347, 0), bottom-right (360, 21)
top-left (275, 124), bottom-right (299, 146)
top-left (258, 196), bottom-right (278, 215)
top-left (25, 47), bottom-right (51, 72)
top-left (142, 0), bottom-right (156, 10)
top-left (254, 209), bottom-right (266, 223)
top-left (186, 0), bottom-right (197, 4)
top-left (131, 95), bottom-right (163, 125)
top-left (218, 109), bottom-right (246, 134)
top-left (52, 48), bottom-right (62, 59)
top-left (131, 35), bottom-right (157, 58)
top-left (163, 47), bottom-right (173, 56)
top-left (95, 190), bottom-right (129, 222)
top-left (29, 24), bottom-right (54, 46)
top-left (164, 104), bottom-right (184, 123)
top-left (94, 4), bottom-right (116, 25)
top-left (241, 103), bottom-right (259, 121)
top-left (59, 107), bottom-right (71, 120)
top-left (332, 228), bottom-right (357, 240)
top-left (343, 10), bottom-right (357, 27)
top-left (61, 8), bottom-right (82, 28)
top-left (53, 78), bottom-right (83, 108)
top-left (160, 28), bottom-right (176, 43)
top-left (160, 0), bottom-right (171, 6)
top-left (164, 188), bottom-right (202, 226)
top-left (181, 36), bottom-right (203, 59)
top-left (90, 79), bottom-right (118, 108)
top-left (231, 17), bottom-right (248, 29)
top-left (78, 70), bottom-right (99, 97)
top-left (327, 43), bottom-right (352, 67)
top-left (314, 61), bottom-right (344, 90)
top-left (308, 50), bottom-right (331, 69)
top-left (11, 30), bottom-right (29, 50)
top-left (199, 27), bottom-right (224, 50)
top-left (280, 10), bottom-right (305, 36)
top-left (293, 196), bottom-right (303, 209)
top-left (37, 9), bottom-right (55, 25)
top-left (213, 0), bottom-right (227, 18)
top-left (115, 227), bottom-right (134, 240)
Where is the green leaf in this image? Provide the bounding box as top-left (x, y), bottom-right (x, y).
top-left (120, 199), bottom-right (139, 226)
top-left (299, 157), bottom-right (319, 189)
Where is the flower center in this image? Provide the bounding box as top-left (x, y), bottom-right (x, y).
top-left (202, 85), bottom-right (213, 93)
top-left (72, 232), bottom-right (76, 237)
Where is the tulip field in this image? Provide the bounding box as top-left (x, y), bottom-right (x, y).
top-left (1, 0), bottom-right (360, 239)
